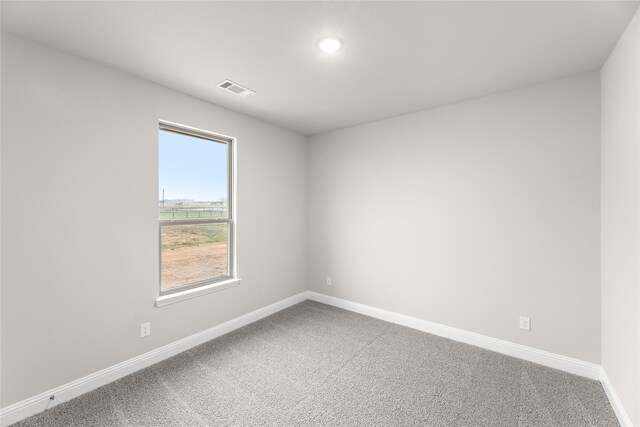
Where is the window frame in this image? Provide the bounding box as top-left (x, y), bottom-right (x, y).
top-left (158, 120), bottom-right (236, 298)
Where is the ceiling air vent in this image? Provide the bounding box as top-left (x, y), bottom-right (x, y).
top-left (217, 79), bottom-right (256, 98)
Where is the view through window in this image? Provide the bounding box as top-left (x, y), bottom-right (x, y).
top-left (159, 122), bottom-right (234, 293)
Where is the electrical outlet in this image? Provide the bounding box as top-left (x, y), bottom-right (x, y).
top-left (519, 317), bottom-right (531, 331)
top-left (140, 322), bottom-right (151, 338)
top-left (326, 276), bottom-right (332, 286)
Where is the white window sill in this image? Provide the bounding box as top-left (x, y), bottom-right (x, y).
top-left (155, 278), bottom-right (240, 307)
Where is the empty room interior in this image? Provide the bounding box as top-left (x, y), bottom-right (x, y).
top-left (1, 1), bottom-right (640, 426)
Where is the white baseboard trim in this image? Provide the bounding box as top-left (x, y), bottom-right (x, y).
top-left (3, 291), bottom-right (624, 427)
top-left (307, 291), bottom-right (601, 380)
top-left (0, 291), bottom-right (308, 427)
top-left (600, 368), bottom-right (634, 427)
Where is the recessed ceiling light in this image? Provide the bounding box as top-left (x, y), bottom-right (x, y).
top-left (317, 37), bottom-right (343, 53)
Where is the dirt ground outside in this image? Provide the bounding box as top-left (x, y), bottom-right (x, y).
top-left (161, 243), bottom-right (228, 290)
top-left (160, 220), bottom-right (230, 291)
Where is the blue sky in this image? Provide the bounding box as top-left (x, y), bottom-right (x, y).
top-left (159, 130), bottom-right (228, 202)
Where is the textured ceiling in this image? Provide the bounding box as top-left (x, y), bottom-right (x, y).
top-left (2, 1), bottom-right (638, 135)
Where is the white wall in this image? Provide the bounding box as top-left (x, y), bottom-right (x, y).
top-left (308, 73), bottom-right (601, 363)
top-left (0, 33), bottom-right (308, 407)
top-left (600, 8), bottom-right (640, 426)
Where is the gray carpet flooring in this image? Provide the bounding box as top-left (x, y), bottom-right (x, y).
top-left (15, 300), bottom-right (618, 426)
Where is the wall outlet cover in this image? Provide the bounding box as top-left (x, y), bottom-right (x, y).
top-left (140, 322), bottom-right (151, 338)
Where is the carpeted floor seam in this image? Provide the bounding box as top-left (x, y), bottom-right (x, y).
top-left (223, 333), bottom-right (334, 388)
top-left (106, 384), bottom-right (134, 427)
top-left (440, 348), bottom-right (487, 427)
top-left (232, 330), bottom-right (343, 375)
top-left (269, 308), bottom-right (382, 337)
top-left (284, 322), bottom-right (396, 413)
top-left (188, 352), bottom-right (283, 421)
top-left (153, 369), bottom-right (209, 427)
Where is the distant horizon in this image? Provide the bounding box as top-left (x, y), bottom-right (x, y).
top-left (158, 198), bottom-right (227, 202)
top-left (158, 198), bottom-right (227, 205)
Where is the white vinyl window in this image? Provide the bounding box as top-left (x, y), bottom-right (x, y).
top-left (158, 121), bottom-right (235, 296)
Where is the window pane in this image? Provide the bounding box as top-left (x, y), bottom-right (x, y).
top-left (161, 223), bottom-right (229, 291)
top-left (158, 129), bottom-right (228, 219)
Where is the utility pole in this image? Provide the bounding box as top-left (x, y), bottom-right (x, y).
top-left (162, 188), bottom-right (165, 208)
